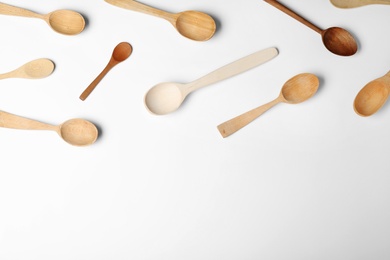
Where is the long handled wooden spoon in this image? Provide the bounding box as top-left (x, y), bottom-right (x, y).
top-left (353, 71), bottom-right (390, 116)
top-left (331, 0), bottom-right (390, 8)
top-left (79, 42), bottom-right (133, 101)
top-left (217, 73), bottom-right (319, 138)
top-left (0, 59), bottom-right (54, 80)
top-left (264, 0), bottom-right (358, 56)
top-left (104, 0), bottom-right (216, 41)
top-left (0, 2), bottom-right (85, 35)
top-left (0, 111), bottom-right (98, 146)
top-left (144, 47), bottom-right (279, 115)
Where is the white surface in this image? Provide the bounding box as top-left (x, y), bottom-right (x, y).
top-left (1, 0), bottom-right (390, 259)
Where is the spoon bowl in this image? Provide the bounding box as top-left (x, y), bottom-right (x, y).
top-left (59, 119), bottom-right (98, 146)
top-left (80, 42), bottom-right (133, 101)
top-left (330, 0), bottom-right (390, 8)
top-left (144, 82), bottom-right (185, 115)
top-left (217, 73), bottom-right (319, 138)
top-left (0, 3), bottom-right (85, 35)
top-left (353, 71), bottom-right (390, 116)
top-left (0, 58), bottom-right (54, 80)
top-left (46, 10), bottom-right (86, 35)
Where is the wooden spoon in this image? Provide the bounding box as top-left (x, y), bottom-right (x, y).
top-left (0, 58), bottom-right (54, 80)
top-left (79, 42), bottom-right (133, 101)
top-left (264, 0), bottom-right (358, 56)
top-left (104, 0), bottom-right (216, 41)
top-left (144, 47), bottom-right (279, 115)
top-left (0, 2), bottom-right (85, 35)
top-left (217, 73), bottom-right (319, 138)
top-left (0, 111), bottom-right (98, 146)
top-left (331, 0), bottom-right (390, 8)
top-left (353, 71), bottom-right (390, 116)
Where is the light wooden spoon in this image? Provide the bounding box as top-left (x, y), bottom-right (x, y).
top-left (264, 0), bottom-right (358, 56)
top-left (217, 73), bottom-right (319, 138)
top-left (104, 0), bottom-right (216, 41)
top-left (80, 42), bottom-right (133, 101)
top-left (0, 59), bottom-right (54, 80)
top-left (0, 111), bottom-right (98, 146)
top-left (353, 71), bottom-right (390, 116)
top-left (0, 2), bottom-right (85, 35)
top-left (331, 0), bottom-right (390, 8)
top-left (144, 47), bottom-right (279, 115)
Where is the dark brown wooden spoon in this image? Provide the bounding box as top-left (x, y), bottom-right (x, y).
top-left (264, 0), bottom-right (358, 56)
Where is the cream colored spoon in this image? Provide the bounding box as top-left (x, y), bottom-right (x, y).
top-left (105, 0), bottom-right (216, 41)
top-left (353, 71), bottom-right (390, 117)
top-left (0, 58), bottom-right (54, 80)
top-left (0, 111), bottom-right (98, 146)
top-left (144, 47), bottom-right (278, 115)
top-left (264, 0), bottom-right (358, 56)
top-left (217, 73), bottom-right (319, 138)
top-left (0, 2), bottom-right (85, 35)
top-left (80, 42), bottom-right (133, 101)
top-left (331, 0), bottom-right (390, 8)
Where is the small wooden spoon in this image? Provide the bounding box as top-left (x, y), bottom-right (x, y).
top-left (331, 0), bottom-right (390, 8)
top-left (217, 73), bottom-right (319, 138)
top-left (0, 2), bottom-right (85, 35)
top-left (353, 71), bottom-right (390, 116)
top-left (264, 0), bottom-right (358, 56)
top-left (104, 0), bottom-right (216, 41)
top-left (144, 47), bottom-right (279, 115)
top-left (0, 58), bottom-right (54, 80)
top-left (79, 42), bottom-right (133, 101)
top-left (0, 111), bottom-right (98, 146)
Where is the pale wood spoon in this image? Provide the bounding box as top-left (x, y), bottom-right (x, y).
top-left (217, 73), bottom-right (319, 138)
top-left (0, 59), bottom-right (54, 80)
top-left (0, 2), bottom-right (85, 35)
top-left (79, 42), bottom-right (133, 101)
top-left (104, 0), bottom-right (216, 41)
top-left (264, 0), bottom-right (358, 56)
top-left (353, 71), bottom-right (390, 116)
top-left (0, 111), bottom-right (98, 146)
top-left (331, 0), bottom-right (390, 8)
top-left (144, 47), bottom-right (279, 115)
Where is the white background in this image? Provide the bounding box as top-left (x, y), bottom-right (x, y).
top-left (1, 0), bottom-right (390, 259)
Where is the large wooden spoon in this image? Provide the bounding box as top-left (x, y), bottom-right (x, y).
top-left (79, 42), bottom-right (133, 101)
top-left (0, 2), bottom-right (85, 35)
top-left (217, 73), bottom-right (319, 138)
top-left (144, 47), bottom-right (278, 115)
top-left (353, 71), bottom-right (390, 116)
top-left (0, 58), bottom-right (54, 80)
top-left (0, 111), bottom-right (98, 146)
top-left (264, 0), bottom-right (358, 56)
top-left (331, 0), bottom-right (390, 8)
top-left (104, 0), bottom-right (216, 41)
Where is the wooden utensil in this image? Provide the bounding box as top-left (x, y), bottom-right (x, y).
top-left (0, 111), bottom-right (98, 146)
top-left (144, 47), bottom-right (279, 115)
top-left (264, 0), bottom-right (358, 56)
top-left (353, 71), bottom-right (390, 116)
top-left (331, 0), bottom-right (390, 8)
top-left (79, 42), bottom-right (133, 101)
top-left (104, 0), bottom-right (216, 41)
top-left (0, 2), bottom-right (85, 35)
top-left (217, 73), bottom-right (319, 138)
top-left (0, 59), bottom-right (54, 80)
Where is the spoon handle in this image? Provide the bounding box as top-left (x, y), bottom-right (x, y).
top-left (80, 61), bottom-right (116, 101)
top-left (0, 111), bottom-right (56, 131)
top-left (264, 0), bottom-right (322, 34)
top-left (185, 47), bottom-right (278, 94)
top-left (104, 0), bottom-right (175, 23)
top-left (217, 97), bottom-right (282, 138)
top-left (0, 3), bottom-right (42, 19)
